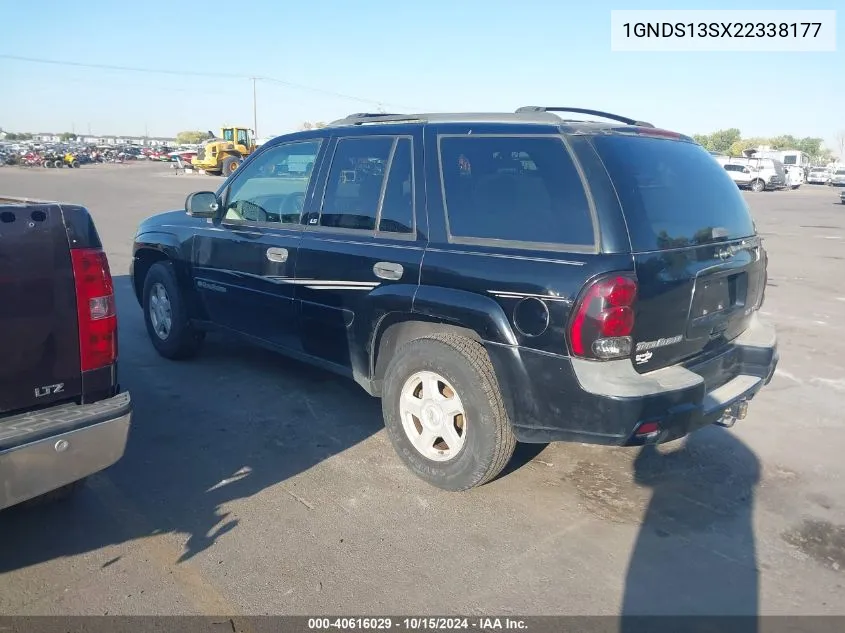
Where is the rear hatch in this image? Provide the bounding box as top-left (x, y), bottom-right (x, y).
top-left (592, 134), bottom-right (766, 373)
top-left (0, 201), bottom-right (82, 414)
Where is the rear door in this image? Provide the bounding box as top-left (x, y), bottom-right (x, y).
top-left (590, 134), bottom-right (766, 373)
top-left (0, 202), bottom-right (82, 414)
top-left (295, 130), bottom-right (426, 374)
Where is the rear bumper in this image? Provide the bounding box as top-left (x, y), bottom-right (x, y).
top-left (0, 392), bottom-right (132, 510)
top-left (487, 313), bottom-right (777, 445)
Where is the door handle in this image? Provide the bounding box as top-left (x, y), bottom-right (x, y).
top-left (373, 261), bottom-right (403, 281)
top-left (266, 247), bottom-right (288, 263)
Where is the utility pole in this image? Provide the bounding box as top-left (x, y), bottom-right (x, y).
top-left (252, 77), bottom-right (258, 139)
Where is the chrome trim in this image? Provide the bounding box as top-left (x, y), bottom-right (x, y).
top-left (0, 413), bottom-right (131, 511)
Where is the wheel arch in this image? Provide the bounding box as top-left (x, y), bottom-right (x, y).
top-left (132, 235), bottom-right (189, 306)
top-left (371, 316), bottom-right (481, 392)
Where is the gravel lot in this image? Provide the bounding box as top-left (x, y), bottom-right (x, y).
top-left (0, 161), bottom-right (843, 617)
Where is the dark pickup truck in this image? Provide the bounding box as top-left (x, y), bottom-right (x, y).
top-left (0, 197), bottom-right (132, 511)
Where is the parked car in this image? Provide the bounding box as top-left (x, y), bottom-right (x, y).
top-left (0, 196), bottom-right (132, 511)
top-left (714, 156), bottom-right (786, 192)
top-left (723, 163), bottom-right (754, 188)
top-left (839, 189), bottom-right (845, 204)
top-left (807, 167), bottom-right (831, 185)
top-left (829, 168), bottom-right (845, 186)
top-left (131, 107), bottom-right (778, 491)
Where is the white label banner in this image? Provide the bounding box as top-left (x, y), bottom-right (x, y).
top-left (611, 10), bottom-right (837, 52)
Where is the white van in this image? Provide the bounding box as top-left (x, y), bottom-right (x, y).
top-left (715, 156), bottom-right (787, 192)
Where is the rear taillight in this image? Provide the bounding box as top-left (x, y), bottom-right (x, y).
top-left (71, 248), bottom-right (117, 372)
top-left (569, 274), bottom-right (637, 360)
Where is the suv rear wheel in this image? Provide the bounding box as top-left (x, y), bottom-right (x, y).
top-left (143, 261), bottom-right (204, 360)
top-left (381, 334), bottom-right (516, 491)
top-left (750, 179), bottom-right (765, 192)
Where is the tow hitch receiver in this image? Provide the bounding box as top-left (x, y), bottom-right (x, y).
top-left (715, 399), bottom-right (749, 428)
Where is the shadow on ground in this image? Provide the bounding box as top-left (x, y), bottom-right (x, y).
top-left (620, 428), bottom-right (760, 632)
top-left (0, 276), bottom-right (384, 571)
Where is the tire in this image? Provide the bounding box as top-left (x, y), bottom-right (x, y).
top-left (750, 179), bottom-right (765, 193)
top-left (54, 160), bottom-right (63, 168)
top-left (221, 155), bottom-right (240, 177)
top-left (142, 261), bottom-right (204, 360)
top-left (381, 334), bottom-right (517, 491)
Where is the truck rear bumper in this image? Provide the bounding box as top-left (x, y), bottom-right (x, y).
top-left (0, 392), bottom-right (131, 510)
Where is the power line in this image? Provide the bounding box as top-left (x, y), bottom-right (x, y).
top-left (0, 54), bottom-right (427, 111)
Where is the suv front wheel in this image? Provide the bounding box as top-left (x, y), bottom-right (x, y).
top-left (142, 261), bottom-right (204, 360)
top-left (381, 334), bottom-right (516, 491)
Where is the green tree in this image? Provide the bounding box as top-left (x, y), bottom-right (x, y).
top-left (176, 130), bottom-right (210, 145)
top-left (59, 132), bottom-right (77, 142)
top-left (693, 128), bottom-right (742, 153)
top-left (4, 132), bottom-right (18, 140)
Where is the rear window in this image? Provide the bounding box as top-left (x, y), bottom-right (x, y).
top-left (592, 135), bottom-right (756, 252)
top-left (439, 136), bottom-right (594, 247)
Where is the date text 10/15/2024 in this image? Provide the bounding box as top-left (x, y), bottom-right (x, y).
top-left (307, 617), bottom-right (528, 631)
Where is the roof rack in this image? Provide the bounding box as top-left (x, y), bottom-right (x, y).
top-left (515, 106), bottom-right (655, 128)
top-left (329, 113), bottom-right (425, 126)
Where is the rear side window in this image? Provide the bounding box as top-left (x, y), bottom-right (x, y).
top-left (593, 136), bottom-right (756, 252)
top-left (439, 136), bottom-right (594, 247)
top-left (320, 137), bottom-right (393, 231)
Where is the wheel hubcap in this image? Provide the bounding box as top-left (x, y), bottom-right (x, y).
top-left (148, 282), bottom-right (173, 340)
top-left (399, 371), bottom-right (467, 462)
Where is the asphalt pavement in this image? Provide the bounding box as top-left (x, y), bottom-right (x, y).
top-left (0, 161), bottom-right (843, 616)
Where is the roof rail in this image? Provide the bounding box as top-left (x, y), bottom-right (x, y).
top-left (515, 106), bottom-right (655, 128)
top-left (329, 113), bottom-right (425, 126)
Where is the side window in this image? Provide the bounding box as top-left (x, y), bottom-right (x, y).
top-left (320, 137), bottom-right (393, 231)
top-left (237, 129), bottom-right (249, 145)
top-left (224, 140), bottom-right (322, 225)
top-left (439, 136), bottom-right (594, 247)
top-left (378, 138), bottom-right (414, 234)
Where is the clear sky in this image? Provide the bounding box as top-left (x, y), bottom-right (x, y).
top-left (1, 0), bottom-right (842, 150)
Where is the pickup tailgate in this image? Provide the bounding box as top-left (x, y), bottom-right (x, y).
top-left (591, 132), bottom-right (766, 373)
top-left (0, 202), bottom-right (82, 414)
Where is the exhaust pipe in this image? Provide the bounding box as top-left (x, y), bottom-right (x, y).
top-left (715, 399), bottom-right (749, 428)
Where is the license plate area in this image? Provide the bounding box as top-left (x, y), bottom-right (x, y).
top-left (691, 272), bottom-right (747, 321)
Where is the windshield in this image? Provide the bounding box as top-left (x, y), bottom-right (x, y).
top-left (223, 129), bottom-right (234, 142)
top-left (592, 135), bottom-right (756, 252)
top-left (836, 170), bottom-right (845, 175)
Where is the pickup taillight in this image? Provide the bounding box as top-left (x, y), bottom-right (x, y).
top-left (71, 248), bottom-right (117, 372)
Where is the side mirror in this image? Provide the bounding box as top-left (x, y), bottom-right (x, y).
top-left (185, 191), bottom-right (219, 218)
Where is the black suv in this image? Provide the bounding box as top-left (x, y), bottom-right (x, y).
top-left (131, 107), bottom-right (778, 491)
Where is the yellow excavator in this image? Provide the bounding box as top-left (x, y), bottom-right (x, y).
top-left (191, 127), bottom-right (256, 176)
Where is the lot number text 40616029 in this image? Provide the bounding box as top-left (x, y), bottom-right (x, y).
top-left (307, 617), bottom-right (528, 630)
